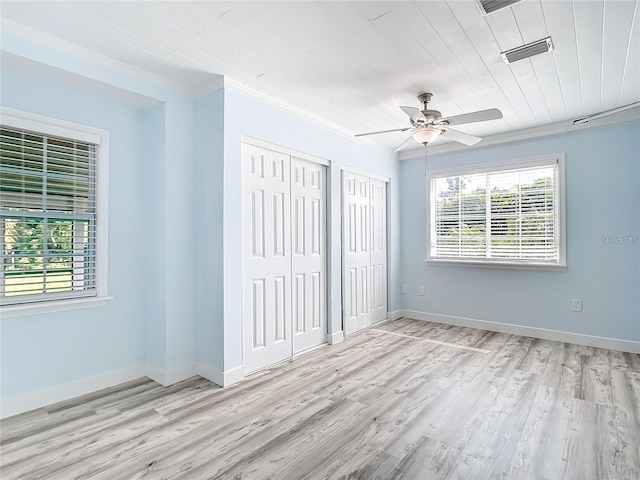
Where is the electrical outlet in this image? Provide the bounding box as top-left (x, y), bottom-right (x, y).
top-left (418, 286), bottom-right (425, 296)
top-left (572, 299), bottom-right (582, 312)
top-left (401, 284), bottom-right (408, 295)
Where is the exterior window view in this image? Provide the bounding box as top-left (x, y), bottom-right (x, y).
top-left (429, 158), bottom-right (563, 265)
top-left (0, 127), bottom-right (97, 304)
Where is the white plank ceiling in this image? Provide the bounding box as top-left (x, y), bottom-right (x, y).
top-left (1, 0), bottom-right (639, 153)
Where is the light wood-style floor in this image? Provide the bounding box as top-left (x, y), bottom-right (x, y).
top-left (1, 318), bottom-right (639, 480)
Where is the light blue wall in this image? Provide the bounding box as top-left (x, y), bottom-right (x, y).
top-left (400, 122), bottom-right (640, 342)
top-left (222, 88), bottom-right (400, 370)
top-left (195, 88), bottom-right (225, 371)
top-left (142, 104), bottom-right (167, 371)
top-left (0, 36), bottom-right (213, 400)
top-left (163, 99), bottom-right (198, 371)
top-left (0, 59), bottom-right (150, 398)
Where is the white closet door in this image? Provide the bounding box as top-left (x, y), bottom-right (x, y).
top-left (369, 178), bottom-right (387, 324)
top-left (291, 157), bottom-right (327, 354)
top-left (242, 145), bottom-right (292, 374)
top-left (342, 171), bottom-right (371, 335)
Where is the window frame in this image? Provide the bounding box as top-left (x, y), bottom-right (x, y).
top-left (0, 107), bottom-right (110, 317)
top-left (426, 153), bottom-right (566, 271)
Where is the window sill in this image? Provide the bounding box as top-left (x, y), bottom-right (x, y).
top-left (0, 296), bottom-right (113, 319)
top-left (425, 259), bottom-right (567, 271)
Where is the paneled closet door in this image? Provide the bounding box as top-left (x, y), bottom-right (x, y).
top-left (291, 157), bottom-right (327, 354)
top-left (342, 171), bottom-right (372, 336)
top-left (242, 144), bottom-right (292, 374)
top-left (369, 179), bottom-right (387, 324)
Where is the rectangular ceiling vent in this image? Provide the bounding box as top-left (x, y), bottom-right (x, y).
top-left (501, 37), bottom-right (553, 64)
top-left (476, 0), bottom-right (523, 15)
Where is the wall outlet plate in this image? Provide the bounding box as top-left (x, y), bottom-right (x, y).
top-left (401, 284), bottom-right (408, 294)
top-left (572, 299), bottom-right (582, 312)
top-left (418, 286), bottom-right (425, 296)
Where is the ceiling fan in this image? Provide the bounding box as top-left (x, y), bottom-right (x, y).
top-left (356, 93), bottom-right (503, 151)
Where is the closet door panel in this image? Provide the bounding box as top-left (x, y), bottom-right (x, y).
top-left (242, 145), bottom-right (292, 373)
top-left (292, 157), bottom-right (327, 354)
top-left (342, 171), bottom-right (371, 335)
top-left (370, 178), bottom-right (387, 324)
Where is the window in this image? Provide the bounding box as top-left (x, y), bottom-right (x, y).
top-left (0, 108), bottom-right (109, 311)
top-left (427, 154), bottom-right (565, 269)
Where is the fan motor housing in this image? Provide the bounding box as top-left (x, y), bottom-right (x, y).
top-left (421, 109), bottom-right (442, 123)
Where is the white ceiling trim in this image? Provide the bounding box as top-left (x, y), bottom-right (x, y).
top-left (225, 78), bottom-right (391, 155)
top-left (398, 106), bottom-right (640, 160)
top-left (1, 18), bottom-right (201, 98)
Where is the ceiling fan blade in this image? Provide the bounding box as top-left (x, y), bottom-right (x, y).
top-left (440, 108), bottom-right (503, 126)
top-left (355, 127), bottom-right (411, 137)
top-left (441, 127), bottom-right (481, 146)
top-left (400, 106), bottom-right (426, 123)
top-left (393, 135), bottom-right (414, 153)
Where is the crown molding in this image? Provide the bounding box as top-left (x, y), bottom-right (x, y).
top-left (1, 19), bottom-right (197, 97)
top-left (223, 78), bottom-right (391, 156)
top-left (398, 107), bottom-right (640, 160)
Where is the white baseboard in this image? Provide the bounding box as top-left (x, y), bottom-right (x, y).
top-left (328, 330), bottom-right (344, 345)
top-left (400, 309), bottom-right (640, 354)
top-left (387, 310), bottom-right (404, 321)
top-left (0, 364), bottom-right (147, 419)
top-left (197, 362), bottom-right (223, 386)
top-left (221, 365), bottom-right (245, 386)
top-left (145, 363), bottom-right (199, 387)
top-left (0, 361), bottom-right (247, 419)
top-left (197, 363), bottom-right (244, 387)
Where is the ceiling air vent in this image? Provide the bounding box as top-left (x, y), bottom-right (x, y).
top-left (476, 0), bottom-right (523, 15)
top-left (501, 37), bottom-right (553, 64)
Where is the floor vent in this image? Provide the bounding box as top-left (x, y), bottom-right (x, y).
top-left (501, 37), bottom-right (554, 64)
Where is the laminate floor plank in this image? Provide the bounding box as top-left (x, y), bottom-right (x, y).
top-left (562, 399), bottom-right (619, 480)
top-left (425, 374), bottom-right (507, 450)
top-left (509, 385), bottom-right (575, 479)
top-left (445, 429), bottom-right (515, 480)
top-left (97, 392), bottom-right (336, 480)
top-left (1, 318), bottom-right (638, 480)
top-left (611, 369), bottom-right (640, 480)
top-left (514, 338), bottom-right (554, 376)
top-left (194, 398), bottom-right (367, 480)
top-left (387, 435), bottom-right (460, 480)
top-left (322, 447), bottom-right (401, 480)
top-left (474, 370), bottom-right (539, 440)
top-left (268, 393), bottom-right (413, 480)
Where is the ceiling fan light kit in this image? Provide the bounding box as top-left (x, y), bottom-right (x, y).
top-left (355, 93), bottom-right (503, 151)
top-left (412, 127), bottom-right (443, 145)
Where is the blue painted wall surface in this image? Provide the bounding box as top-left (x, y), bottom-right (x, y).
top-left (142, 104), bottom-right (167, 371)
top-left (400, 122), bottom-right (640, 341)
top-left (222, 88), bottom-right (400, 370)
top-left (0, 36), bottom-right (210, 400)
top-left (0, 62), bottom-right (149, 398)
top-left (163, 99), bottom-right (198, 372)
top-left (194, 89), bottom-right (225, 372)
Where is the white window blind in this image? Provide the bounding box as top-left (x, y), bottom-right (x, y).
top-left (0, 126), bottom-right (98, 304)
top-left (427, 156), bottom-right (565, 268)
